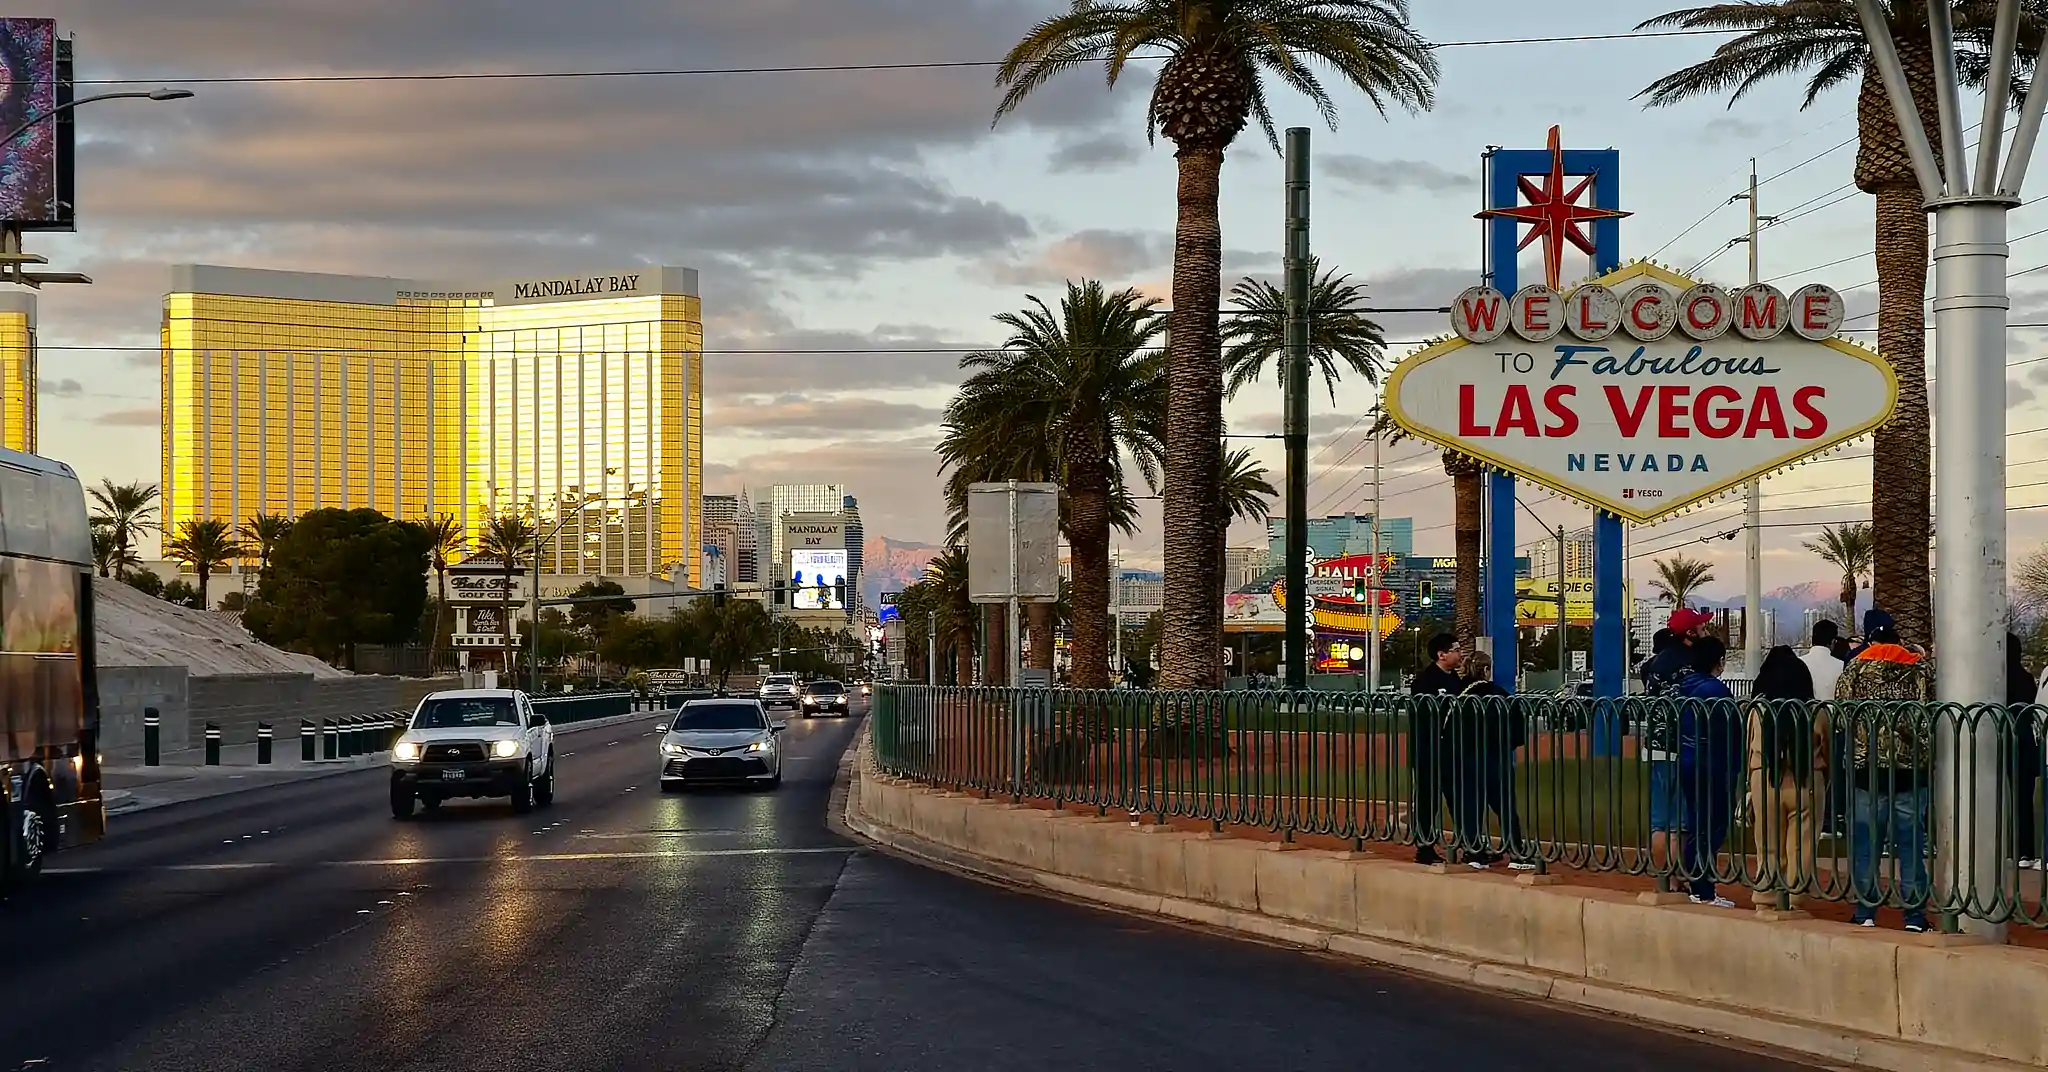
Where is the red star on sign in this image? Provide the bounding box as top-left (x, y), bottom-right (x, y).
top-left (1475, 125), bottom-right (1631, 290)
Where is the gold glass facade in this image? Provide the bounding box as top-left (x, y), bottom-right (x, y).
top-left (0, 294), bottom-right (37, 454)
top-left (160, 265), bottom-right (704, 582)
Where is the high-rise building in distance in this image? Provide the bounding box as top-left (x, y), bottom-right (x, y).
top-left (1528, 525), bottom-right (1597, 579)
top-left (0, 293), bottom-right (37, 453)
top-left (842, 493), bottom-right (864, 611)
top-left (761, 483), bottom-right (847, 567)
top-left (160, 264), bottom-right (704, 582)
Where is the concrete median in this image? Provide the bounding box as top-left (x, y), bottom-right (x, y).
top-left (844, 725), bottom-right (2048, 1072)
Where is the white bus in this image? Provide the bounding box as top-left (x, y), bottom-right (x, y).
top-left (0, 448), bottom-right (100, 890)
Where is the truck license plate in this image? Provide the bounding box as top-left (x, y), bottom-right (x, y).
top-left (441, 769), bottom-right (467, 781)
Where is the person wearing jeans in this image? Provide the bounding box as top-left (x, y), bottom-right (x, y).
top-left (1834, 609), bottom-right (1934, 932)
top-left (1677, 636), bottom-right (1744, 907)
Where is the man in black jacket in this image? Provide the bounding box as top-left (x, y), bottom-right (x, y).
top-left (1408, 634), bottom-right (1464, 865)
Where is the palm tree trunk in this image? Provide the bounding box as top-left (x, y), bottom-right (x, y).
top-left (954, 624), bottom-right (975, 687)
top-left (1067, 455), bottom-right (1114, 689)
top-left (1869, 180), bottom-right (1931, 645)
top-left (1157, 146), bottom-right (1227, 690)
top-left (196, 564), bottom-right (210, 610)
top-left (501, 569), bottom-right (515, 676)
top-left (1841, 572), bottom-right (1857, 630)
top-left (426, 566), bottom-right (447, 673)
top-left (1026, 603), bottom-right (1056, 674)
top-left (1448, 453), bottom-right (1483, 647)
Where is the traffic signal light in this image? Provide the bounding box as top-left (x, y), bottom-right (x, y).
top-left (714, 583), bottom-right (727, 608)
top-left (1418, 579), bottom-right (1434, 607)
top-left (773, 580), bottom-right (786, 605)
top-left (833, 578), bottom-right (847, 607)
top-left (1351, 577), bottom-right (1367, 601)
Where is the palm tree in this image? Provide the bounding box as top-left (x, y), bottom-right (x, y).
top-left (1370, 406), bottom-right (1484, 646)
top-left (924, 546), bottom-right (978, 686)
top-left (1803, 522), bottom-right (1875, 626)
top-left (996, 0), bottom-right (1439, 689)
top-left (1650, 554), bottom-right (1717, 609)
top-left (938, 281), bottom-right (1167, 689)
top-left (88, 479), bottom-right (159, 573)
top-left (238, 513), bottom-right (294, 576)
top-left (475, 513), bottom-right (538, 670)
top-left (161, 519), bottom-right (246, 610)
top-left (1221, 257), bottom-right (1388, 403)
top-left (1635, 1), bottom-right (2044, 645)
top-left (89, 524), bottom-right (119, 579)
top-left (1220, 447), bottom-right (1278, 525)
top-left (420, 515), bottom-right (467, 674)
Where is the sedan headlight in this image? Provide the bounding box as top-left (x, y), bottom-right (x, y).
top-left (746, 738), bottom-right (773, 753)
top-left (491, 739), bottom-right (522, 759)
top-left (662, 740), bottom-right (686, 755)
top-left (394, 741), bottom-right (422, 762)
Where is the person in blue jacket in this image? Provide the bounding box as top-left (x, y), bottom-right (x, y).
top-left (1675, 635), bottom-right (1744, 907)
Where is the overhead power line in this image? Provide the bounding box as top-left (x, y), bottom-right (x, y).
top-left (69, 28), bottom-right (1742, 87)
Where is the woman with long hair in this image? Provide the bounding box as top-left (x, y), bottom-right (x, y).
top-left (1747, 645), bottom-right (1822, 904)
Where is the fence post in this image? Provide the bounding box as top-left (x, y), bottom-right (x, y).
top-left (203, 723), bottom-right (221, 766)
top-left (321, 718), bottom-right (336, 760)
top-left (301, 719), bottom-right (316, 762)
top-left (142, 707), bottom-right (160, 767)
top-left (256, 722), bottom-right (272, 765)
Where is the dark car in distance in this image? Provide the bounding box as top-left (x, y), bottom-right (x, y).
top-left (800, 679), bottom-right (849, 717)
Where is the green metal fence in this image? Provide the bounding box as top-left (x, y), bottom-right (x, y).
top-left (529, 689), bottom-right (722, 725)
top-left (871, 685), bottom-right (2048, 929)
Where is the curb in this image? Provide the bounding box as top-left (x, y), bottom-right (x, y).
top-left (837, 728), bottom-right (2029, 1072)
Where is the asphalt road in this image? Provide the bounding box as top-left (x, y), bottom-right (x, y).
top-left (0, 698), bottom-right (1819, 1072)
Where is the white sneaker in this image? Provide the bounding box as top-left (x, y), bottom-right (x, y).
top-left (1507, 861), bottom-right (1539, 871)
top-left (2020, 858), bottom-right (2042, 871)
top-left (1689, 894), bottom-right (1737, 908)
top-left (1856, 917), bottom-right (1877, 927)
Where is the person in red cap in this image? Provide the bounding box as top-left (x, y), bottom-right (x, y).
top-left (1639, 606), bottom-right (1714, 872)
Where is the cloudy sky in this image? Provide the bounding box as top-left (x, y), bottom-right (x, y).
top-left (33, 0), bottom-right (2048, 598)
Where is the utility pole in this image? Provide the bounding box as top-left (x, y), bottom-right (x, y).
top-left (1282, 127), bottom-right (1312, 692)
top-left (1856, 0), bottom-right (2045, 942)
top-left (1112, 546), bottom-right (1124, 682)
top-left (927, 610), bottom-right (937, 686)
top-left (1736, 160), bottom-right (1772, 675)
top-left (1368, 428), bottom-right (1383, 690)
top-left (1556, 525), bottom-right (1568, 683)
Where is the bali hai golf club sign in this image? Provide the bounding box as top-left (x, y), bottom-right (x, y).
top-left (1384, 261), bottom-right (1899, 524)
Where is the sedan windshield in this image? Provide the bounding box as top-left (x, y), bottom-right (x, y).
top-left (808, 681), bottom-right (843, 695)
top-left (414, 697), bottom-right (519, 729)
top-left (672, 704), bottom-right (767, 732)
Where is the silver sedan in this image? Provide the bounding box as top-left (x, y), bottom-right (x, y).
top-left (657, 699), bottom-right (785, 791)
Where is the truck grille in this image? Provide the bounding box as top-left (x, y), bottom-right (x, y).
top-left (424, 742), bottom-right (487, 763)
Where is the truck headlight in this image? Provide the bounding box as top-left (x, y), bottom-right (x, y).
top-left (491, 739), bottom-right (522, 759)
top-left (394, 742), bottom-right (422, 762)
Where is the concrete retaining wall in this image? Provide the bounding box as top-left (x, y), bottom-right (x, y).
top-left (847, 732), bottom-right (2048, 1072)
top-left (182, 672), bottom-right (405, 744)
top-left (97, 665), bottom-right (192, 756)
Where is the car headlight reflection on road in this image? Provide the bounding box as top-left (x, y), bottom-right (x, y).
top-left (491, 739), bottom-right (522, 759)
top-left (394, 741), bottom-right (422, 762)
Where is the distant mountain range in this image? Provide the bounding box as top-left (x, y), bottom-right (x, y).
top-left (862, 536), bottom-right (941, 605)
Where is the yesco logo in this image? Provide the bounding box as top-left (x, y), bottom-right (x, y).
top-left (1452, 281), bottom-right (1843, 346)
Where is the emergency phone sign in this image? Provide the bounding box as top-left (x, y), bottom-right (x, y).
top-left (1384, 261), bottom-right (1898, 523)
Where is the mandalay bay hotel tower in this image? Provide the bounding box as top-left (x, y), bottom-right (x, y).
top-left (159, 265), bottom-right (705, 587)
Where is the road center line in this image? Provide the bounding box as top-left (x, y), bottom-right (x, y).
top-left (43, 846), bottom-right (856, 875)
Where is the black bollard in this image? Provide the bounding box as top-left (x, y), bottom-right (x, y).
top-left (343, 716), bottom-right (360, 758)
top-left (322, 718), bottom-right (337, 760)
top-left (142, 706), bottom-right (161, 767)
top-left (301, 719), bottom-right (316, 762)
top-left (203, 723), bottom-right (221, 766)
top-left (256, 722), bottom-right (273, 765)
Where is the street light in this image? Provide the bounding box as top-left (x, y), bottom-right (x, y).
top-left (2, 87), bottom-right (194, 144)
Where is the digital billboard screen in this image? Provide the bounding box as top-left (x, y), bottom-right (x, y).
top-left (789, 548), bottom-right (847, 610)
top-left (0, 20), bottom-right (61, 228)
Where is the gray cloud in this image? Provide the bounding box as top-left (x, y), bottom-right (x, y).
top-left (92, 408), bottom-right (160, 427)
top-left (1324, 155), bottom-right (1467, 194)
top-left (985, 229), bottom-right (1168, 286)
top-left (1701, 117), bottom-right (1769, 142)
top-left (2015, 378), bottom-right (2040, 408)
top-left (707, 321), bottom-right (979, 395)
top-left (711, 394), bottom-right (945, 437)
top-left (1049, 132), bottom-right (1145, 173)
top-left (38, 378), bottom-right (84, 398)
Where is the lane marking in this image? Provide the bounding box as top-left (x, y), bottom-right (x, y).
top-left (44, 846), bottom-right (854, 875)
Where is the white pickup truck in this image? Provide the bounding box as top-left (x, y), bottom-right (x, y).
top-left (388, 689), bottom-right (556, 818)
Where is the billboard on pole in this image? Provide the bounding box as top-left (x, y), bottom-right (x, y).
top-left (966, 481), bottom-right (1058, 604)
top-left (0, 20), bottom-right (65, 229)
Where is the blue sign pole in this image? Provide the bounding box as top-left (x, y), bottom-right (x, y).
top-left (1480, 141), bottom-right (1624, 710)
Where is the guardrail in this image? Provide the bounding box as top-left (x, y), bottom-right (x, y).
top-left (872, 685), bottom-right (2048, 929)
top-left (529, 689), bottom-right (722, 725)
